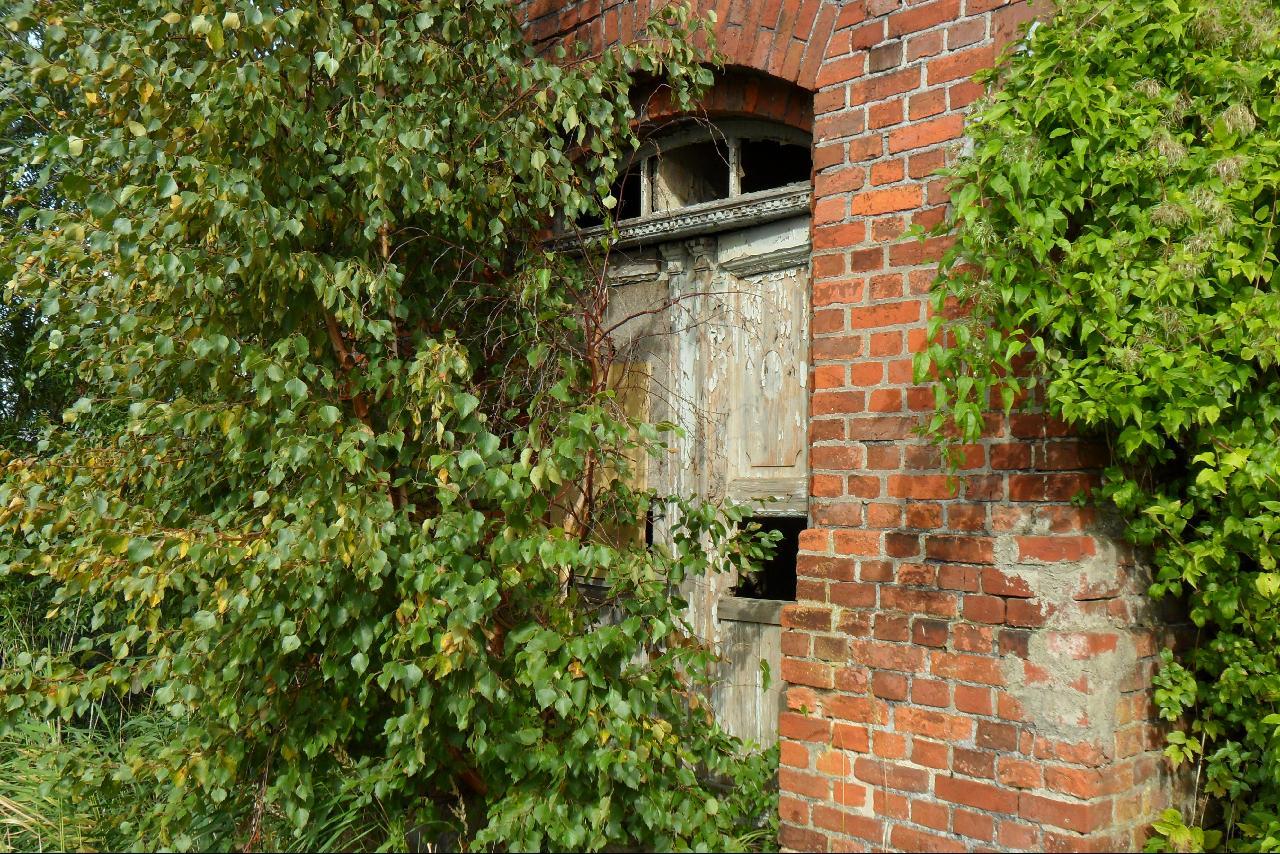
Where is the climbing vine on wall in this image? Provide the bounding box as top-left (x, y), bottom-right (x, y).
top-left (917, 0), bottom-right (1280, 849)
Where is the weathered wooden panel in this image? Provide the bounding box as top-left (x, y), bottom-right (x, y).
top-left (711, 598), bottom-right (785, 747)
top-left (599, 362), bottom-right (651, 549)
top-left (729, 266), bottom-right (808, 475)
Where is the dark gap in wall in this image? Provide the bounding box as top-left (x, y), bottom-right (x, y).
top-left (614, 166), bottom-right (643, 220)
top-left (733, 516), bottom-right (802, 601)
top-left (575, 164), bottom-right (642, 228)
top-left (739, 140), bottom-right (812, 194)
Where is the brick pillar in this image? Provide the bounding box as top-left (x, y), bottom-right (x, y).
top-left (779, 0), bottom-right (1178, 850)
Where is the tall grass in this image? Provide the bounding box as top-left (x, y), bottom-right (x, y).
top-left (1, 721), bottom-right (102, 853)
top-left (0, 577), bottom-right (399, 852)
top-left (1, 577), bottom-right (104, 852)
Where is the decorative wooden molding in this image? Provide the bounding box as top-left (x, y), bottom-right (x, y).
top-left (602, 259), bottom-right (664, 286)
top-left (560, 184), bottom-right (811, 251)
top-left (718, 242), bottom-right (811, 277)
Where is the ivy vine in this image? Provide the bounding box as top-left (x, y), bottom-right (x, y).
top-left (919, 0), bottom-right (1280, 849)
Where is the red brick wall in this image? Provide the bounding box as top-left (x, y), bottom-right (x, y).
top-left (520, 1), bottom-right (1178, 850)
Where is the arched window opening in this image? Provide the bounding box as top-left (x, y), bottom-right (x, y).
top-left (573, 119), bottom-right (812, 233)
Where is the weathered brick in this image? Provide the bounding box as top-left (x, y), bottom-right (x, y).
top-left (1045, 765), bottom-right (1106, 799)
top-left (888, 113), bottom-right (966, 153)
top-left (875, 789), bottom-right (911, 819)
top-left (935, 775), bottom-right (1019, 814)
top-left (976, 720), bottom-right (1020, 751)
top-left (927, 43), bottom-right (997, 84)
top-left (872, 670), bottom-right (909, 700)
top-left (953, 746), bottom-right (996, 779)
top-left (897, 707), bottom-right (974, 741)
top-left (911, 678), bottom-right (950, 707)
top-left (782, 657), bottom-right (836, 688)
top-left (888, 474), bottom-right (957, 499)
top-left (797, 553), bottom-right (858, 581)
top-left (855, 757), bottom-right (932, 792)
top-left (954, 683), bottom-right (994, 714)
top-left (890, 824), bottom-right (966, 852)
top-left (852, 638), bottom-right (926, 672)
top-left (1016, 535), bottom-right (1098, 562)
top-left (848, 300), bottom-right (922, 328)
top-left (782, 605), bottom-right (835, 630)
top-left (779, 824), bottom-right (830, 852)
top-left (925, 535), bottom-right (995, 564)
top-left (913, 738), bottom-right (951, 769)
top-left (963, 594), bottom-right (1006, 624)
top-left (1019, 793), bottom-right (1113, 833)
top-left (779, 795), bottom-right (810, 825)
top-left (832, 722), bottom-right (872, 752)
top-left (882, 586), bottom-right (958, 617)
top-left (825, 693), bottom-right (887, 724)
top-left (932, 651), bottom-right (1005, 685)
top-left (997, 755), bottom-right (1044, 789)
top-left (780, 711), bottom-right (831, 743)
top-left (781, 740), bottom-right (811, 768)
top-left (869, 39), bottom-right (903, 72)
top-left (910, 797), bottom-right (950, 831)
top-left (812, 805), bottom-right (885, 843)
top-left (981, 568), bottom-right (1035, 598)
top-left (953, 808), bottom-right (995, 841)
top-left (780, 767), bottom-right (832, 800)
top-left (912, 618), bottom-right (949, 647)
top-left (888, 0), bottom-right (961, 35)
top-left (851, 184), bottom-right (925, 215)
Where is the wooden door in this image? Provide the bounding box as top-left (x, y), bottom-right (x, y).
top-left (601, 215), bottom-right (810, 747)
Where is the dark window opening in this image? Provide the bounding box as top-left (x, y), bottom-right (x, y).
top-left (652, 140), bottom-right (731, 210)
top-left (575, 165), bottom-right (643, 229)
top-left (739, 140), bottom-right (812, 194)
top-left (614, 166), bottom-right (643, 220)
top-left (733, 516), bottom-right (802, 601)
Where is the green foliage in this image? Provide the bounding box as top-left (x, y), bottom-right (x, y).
top-left (0, 1), bottom-right (776, 850)
top-left (1146, 809), bottom-right (1225, 853)
top-left (919, 0), bottom-right (1280, 848)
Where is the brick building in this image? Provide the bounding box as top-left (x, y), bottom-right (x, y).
top-left (521, 0), bottom-right (1179, 850)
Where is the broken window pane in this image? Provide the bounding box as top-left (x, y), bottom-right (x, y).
top-left (739, 139), bottom-right (812, 194)
top-left (733, 516), bottom-right (802, 602)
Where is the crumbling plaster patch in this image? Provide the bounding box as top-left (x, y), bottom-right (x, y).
top-left (994, 512), bottom-right (1156, 748)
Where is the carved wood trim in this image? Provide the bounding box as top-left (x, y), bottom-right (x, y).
top-left (560, 184), bottom-right (811, 251)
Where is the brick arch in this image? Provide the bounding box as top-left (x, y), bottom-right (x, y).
top-left (635, 67), bottom-right (815, 133)
top-left (518, 0), bottom-right (843, 92)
